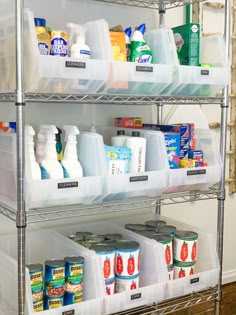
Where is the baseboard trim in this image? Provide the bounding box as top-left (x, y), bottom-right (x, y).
top-left (223, 269), bottom-right (236, 284)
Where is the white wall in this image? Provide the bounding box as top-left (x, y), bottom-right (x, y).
top-left (0, 0), bottom-right (235, 284)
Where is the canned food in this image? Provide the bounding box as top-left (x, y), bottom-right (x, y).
top-left (74, 235), bottom-right (84, 244)
top-left (44, 295), bottom-right (64, 310)
top-left (91, 244), bottom-right (115, 280)
top-left (64, 291), bottom-right (83, 305)
top-left (167, 265), bottom-right (174, 281)
top-left (173, 261), bottom-right (195, 279)
top-left (159, 225), bottom-right (177, 237)
top-left (137, 230), bottom-right (156, 238)
top-left (33, 299), bottom-right (44, 312)
top-left (76, 231), bottom-right (93, 240)
top-left (85, 234), bottom-right (105, 243)
top-left (50, 30), bottom-right (68, 57)
top-left (64, 256), bottom-right (84, 294)
top-left (99, 240), bottom-right (117, 246)
top-left (81, 240), bottom-right (97, 249)
top-left (125, 224), bottom-right (153, 232)
top-left (44, 260), bottom-right (65, 297)
top-left (145, 220), bottom-right (167, 231)
top-left (115, 274), bottom-right (139, 293)
top-left (151, 234), bottom-right (173, 267)
top-left (105, 233), bottom-right (122, 241)
top-left (105, 277), bottom-right (115, 295)
top-left (115, 240), bottom-right (140, 278)
top-left (27, 264), bottom-right (43, 302)
top-left (174, 230), bottom-right (198, 263)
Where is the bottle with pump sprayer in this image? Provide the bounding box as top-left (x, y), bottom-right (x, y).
top-left (25, 125), bottom-right (41, 180)
top-left (61, 125), bottom-right (83, 178)
top-left (35, 126), bottom-right (46, 164)
top-left (126, 131), bottom-right (146, 173)
top-left (67, 23), bottom-right (91, 59)
top-left (40, 125), bottom-right (64, 180)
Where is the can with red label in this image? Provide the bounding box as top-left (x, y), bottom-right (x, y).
top-left (174, 230), bottom-right (198, 263)
top-left (115, 274), bottom-right (140, 293)
top-left (105, 277), bottom-right (115, 295)
top-left (151, 234), bottom-right (173, 268)
top-left (91, 244), bottom-right (115, 281)
top-left (145, 220), bottom-right (167, 231)
top-left (115, 240), bottom-right (140, 278)
top-left (174, 261), bottom-right (195, 279)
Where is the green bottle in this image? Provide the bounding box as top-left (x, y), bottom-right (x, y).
top-left (56, 127), bottom-right (63, 161)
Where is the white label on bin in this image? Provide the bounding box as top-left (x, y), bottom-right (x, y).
top-left (65, 61), bottom-right (86, 69)
top-left (62, 311), bottom-right (75, 315)
top-left (201, 69), bottom-right (209, 76)
top-left (130, 176), bottom-right (148, 182)
top-left (190, 277), bottom-right (200, 284)
top-left (187, 169), bottom-right (206, 176)
top-left (136, 65), bottom-right (153, 73)
top-left (131, 293), bottom-right (142, 300)
top-left (58, 182), bottom-right (78, 189)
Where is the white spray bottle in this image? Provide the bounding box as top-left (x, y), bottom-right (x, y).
top-left (25, 125), bottom-right (41, 180)
top-left (61, 125), bottom-right (83, 178)
top-left (35, 126), bottom-right (46, 164)
top-left (67, 23), bottom-right (91, 59)
top-left (40, 125), bottom-right (64, 180)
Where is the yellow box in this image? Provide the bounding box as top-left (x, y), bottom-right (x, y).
top-left (179, 159), bottom-right (196, 168)
top-left (110, 31), bottom-right (127, 62)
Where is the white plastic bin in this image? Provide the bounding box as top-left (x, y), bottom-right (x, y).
top-left (114, 213), bottom-right (220, 299)
top-left (165, 129), bottom-right (222, 193)
top-left (0, 133), bottom-right (103, 209)
top-left (57, 221), bottom-right (168, 314)
top-left (0, 230), bottom-right (104, 315)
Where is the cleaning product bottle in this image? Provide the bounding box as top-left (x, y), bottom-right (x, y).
top-left (40, 125), bottom-right (64, 180)
top-left (67, 23), bottom-right (91, 59)
top-left (3, 122), bottom-right (17, 133)
top-left (34, 18), bottom-right (51, 55)
top-left (56, 127), bottom-right (63, 161)
top-left (25, 126), bottom-right (41, 180)
top-left (111, 130), bottom-right (128, 146)
top-left (35, 126), bottom-right (46, 164)
top-left (126, 131), bottom-right (146, 173)
top-left (125, 27), bottom-right (132, 62)
top-left (61, 126), bottom-right (83, 178)
top-left (130, 23), bottom-right (153, 64)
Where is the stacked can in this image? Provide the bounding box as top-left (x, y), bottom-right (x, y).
top-left (91, 244), bottom-right (116, 296)
top-left (115, 240), bottom-right (140, 293)
top-left (145, 220), bottom-right (167, 231)
top-left (173, 231), bottom-right (198, 279)
top-left (64, 256), bottom-right (84, 305)
top-left (44, 260), bottom-right (65, 310)
top-left (27, 264), bottom-right (44, 312)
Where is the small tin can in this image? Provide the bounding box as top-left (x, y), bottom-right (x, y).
top-left (105, 277), bottom-right (115, 295)
top-left (145, 220), bottom-right (167, 231)
top-left (44, 260), bottom-right (65, 297)
top-left (64, 291), bottom-right (83, 305)
top-left (50, 30), bottom-right (69, 57)
top-left (173, 261), bottom-right (195, 279)
top-left (125, 223), bottom-right (153, 232)
top-left (74, 235), bottom-right (84, 244)
top-left (115, 274), bottom-right (140, 293)
top-left (76, 231), bottom-right (93, 240)
top-left (137, 230), bottom-right (156, 238)
top-left (99, 240), bottom-right (117, 246)
top-left (159, 225), bottom-right (177, 237)
top-left (81, 240), bottom-right (97, 249)
top-left (105, 233), bottom-right (122, 241)
top-left (115, 240), bottom-right (140, 278)
top-left (64, 256), bottom-right (84, 292)
top-left (33, 299), bottom-right (44, 312)
top-left (91, 244), bottom-right (115, 280)
top-left (85, 234), bottom-right (105, 243)
top-left (151, 234), bottom-right (173, 267)
top-left (27, 263), bottom-right (44, 302)
top-left (174, 230), bottom-right (198, 263)
top-left (167, 265), bottom-right (174, 281)
top-left (44, 295), bottom-right (64, 310)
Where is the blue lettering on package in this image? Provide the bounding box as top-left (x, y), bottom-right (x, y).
top-left (51, 37), bottom-right (68, 57)
top-left (40, 166), bottom-right (50, 180)
top-left (38, 42), bottom-right (49, 55)
top-left (165, 134), bottom-right (181, 169)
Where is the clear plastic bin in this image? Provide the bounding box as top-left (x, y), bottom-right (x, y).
top-left (114, 213), bottom-right (220, 299)
top-left (0, 230), bottom-right (104, 315)
top-left (57, 221), bottom-right (168, 314)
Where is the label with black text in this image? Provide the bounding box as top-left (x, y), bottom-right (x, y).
top-left (136, 65), bottom-right (153, 73)
top-left (131, 293), bottom-right (142, 300)
top-left (65, 61), bottom-right (86, 69)
top-left (62, 310), bottom-right (75, 315)
top-left (130, 176), bottom-right (148, 182)
top-left (58, 182), bottom-right (78, 189)
top-left (187, 169), bottom-right (206, 176)
top-left (201, 69), bottom-right (209, 76)
top-left (190, 277), bottom-right (200, 284)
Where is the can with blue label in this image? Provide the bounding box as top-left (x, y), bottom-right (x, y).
top-left (44, 295), bottom-right (64, 310)
top-left (33, 299), bottom-right (44, 312)
top-left (27, 263), bottom-right (44, 302)
top-left (64, 256), bottom-right (84, 305)
top-left (50, 30), bottom-right (68, 57)
top-left (44, 260), bottom-right (65, 297)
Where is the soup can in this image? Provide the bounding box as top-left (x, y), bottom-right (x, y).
top-left (159, 225), bottom-right (177, 237)
top-left (105, 233), bottom-right (122, 241)
top-left (44, 260), bottom-right (65, 297)
top-left (115, 274), bottom-right (140, 293)
top-left (105, 277), bottom-right (115, 295)
top-left (44, 295), bottom-right (64, 310)
top-left (33, 299), bottom-right (44, 312)
top-left (174, 261), bottom-right (195, 279)
top-left (145, 220), bottom-right (167, 231)
top-left (151, 234), bottom-right (173, 267)
top-left (174, 230), bottom-right (198, 263)
top-left (91, 244), bottom-right (115, 280)
top-left (125, 224), bottom-right (153, 232)
top-left (27, 263), bottom-right (43, 302)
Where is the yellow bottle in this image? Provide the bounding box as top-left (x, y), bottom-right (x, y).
top-left (34, 18), bottom-right (51, 55)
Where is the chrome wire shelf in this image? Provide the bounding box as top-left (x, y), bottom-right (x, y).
top-left (113, 287), bottom-right (217, 314)
top-left (91, 0), bottom-right (206, 10)
top-left (0, 188), bottom-right (220, 224)
top-left (0, 92), bottom-right (223, 105)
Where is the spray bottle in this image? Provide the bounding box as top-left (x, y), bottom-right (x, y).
top-left (67, 23), bottom-right (91, 59)
top-left (35, 127), bottom-right (46, 164)
top-left (56, 127), bottom-right (63, 161)
top-left (25, 125), bottom-right (41, 180)
top-left (61, 125), bottom-right (83, 178)
top-left (125, 27), bottom-right (132, 62)
top-left (40, 125), bottom-right (64, 180)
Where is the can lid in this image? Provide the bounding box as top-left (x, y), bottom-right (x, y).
top-left (99, 240), bottom-right (117, 246)
top-left (174, 230), bottom-right (198, 240)
top-left (81, 241), bottom-right (96, 249)
top-left (137, 230), bottom-right (155, 238)
top-left (125, 223), bottom-right (152, 232)
top-left (145, 220), bottom-right (167, 228)
top-left (105, 233), bottom-right (122, 241)
top-left (85, 234), bottom-right (105, 242)
top-left (64, 256), bottom-right (84, 264)
top-left (91, 244), bottom-right (115, 253)
top-left (76, 231), bottom-right (93, 237)
top-left (159, 225), bottom-right (177, 234)
top-left (45, 260), bottom-right (65, 267)
top-left (115, 240), bottom-right (140, 251)
top-left (26, 263), bottom-right (43, 272)
top-left (34, 18), bottom-right (46, 27)
top-left (117, 130), bottom-right (125, 136)
top-left (151, 234), bottom-right (172, 244)
top-left (132, 131), bottom-right (140, 137)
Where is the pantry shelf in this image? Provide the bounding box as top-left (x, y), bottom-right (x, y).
top-left (113, 287), bottom-right (217, 314)
top-left (0, 92), bottom-right (223, 105)
top-left (92, 0), bottom-right (206, 10)
top-left (0, 188), bottom-right (220, 224)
